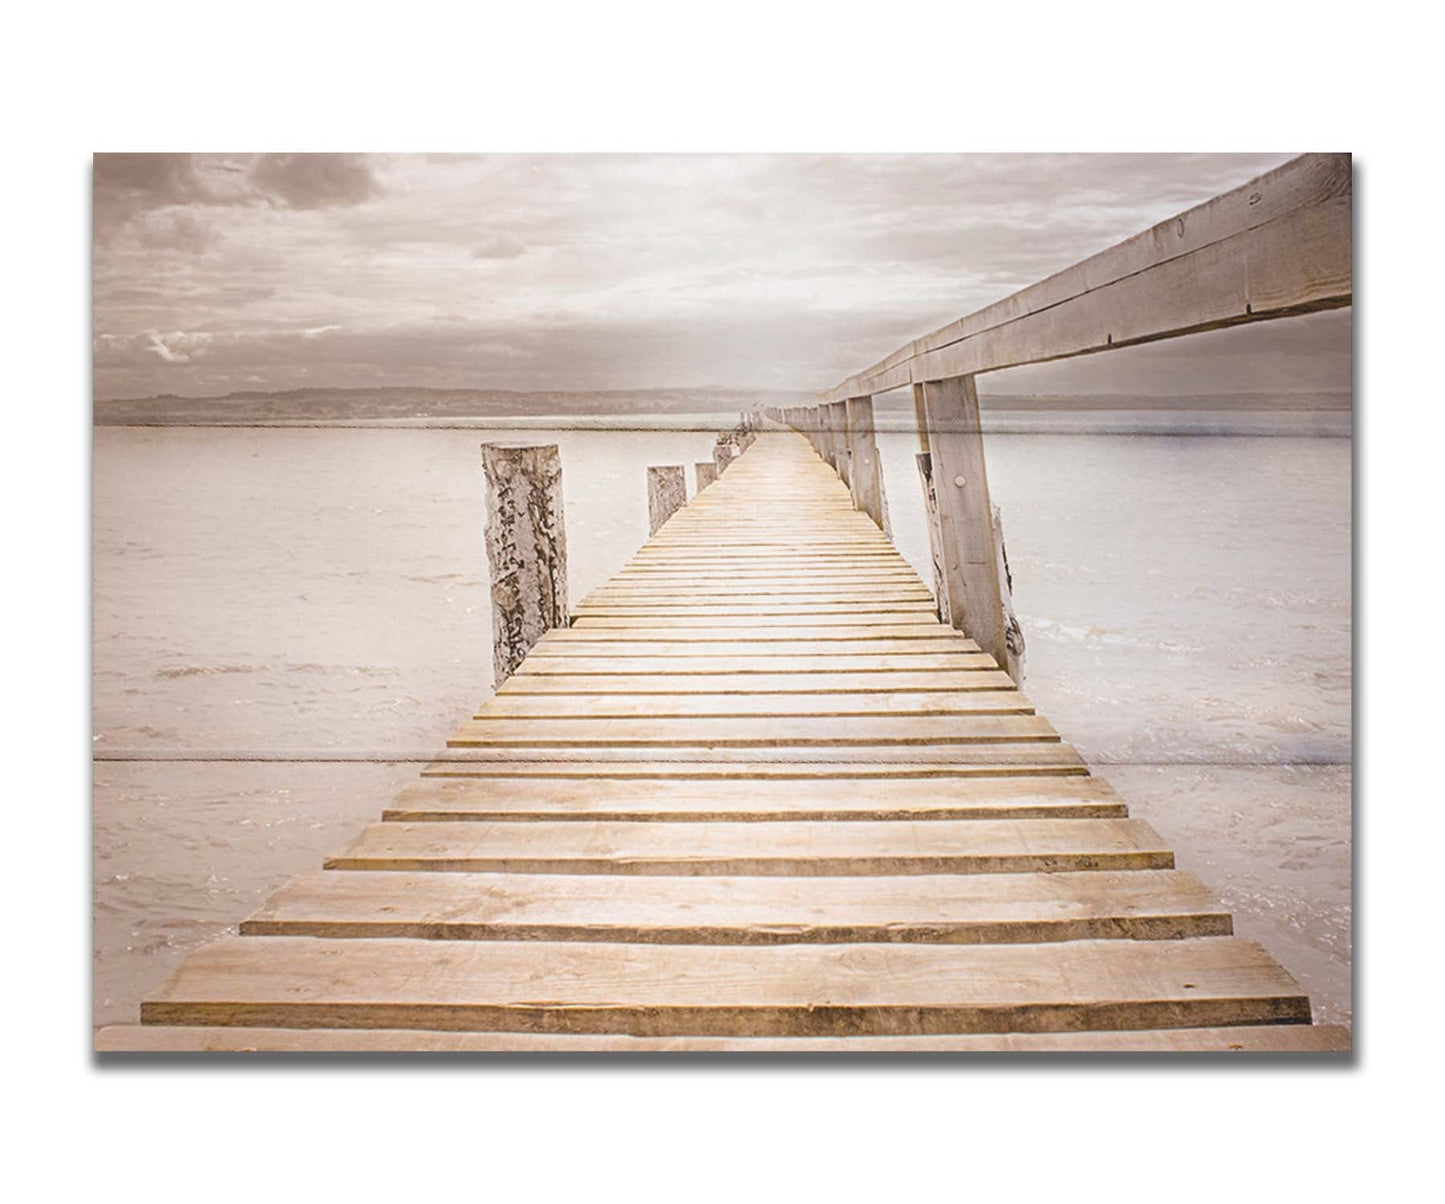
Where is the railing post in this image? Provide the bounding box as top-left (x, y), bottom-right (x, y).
top-left (830, 400), bottom-right (851, 487)
top-left (914, 449), bottom-right (948, 622)
top-left (647, 465), bottom-right (686, 534)
top-left (481, 442), bottom-right (569, 688)
top-left (845, 395), bottom-right (887, 533)
top-left (916, 374), bottom-right (1014, 679)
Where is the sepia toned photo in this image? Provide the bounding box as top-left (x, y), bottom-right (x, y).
top-left (91, 152), bottom-right (1351, 1054)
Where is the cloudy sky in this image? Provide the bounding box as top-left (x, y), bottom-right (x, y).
top-left (92, 153), bottom-right (1350, 401)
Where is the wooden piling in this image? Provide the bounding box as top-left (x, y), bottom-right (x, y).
top-left (992, 503), bottom-right (1026, 684)
top-left (915, 451), bottom-right (949, 623)
top-left (845, 395), bottom-right (887, 533)
top-left (481, 443), bottom-right (569, 688)
top-left (647, 465), bottom-right (687, 535)
top-left (695, 461), bottom-right (718, 492)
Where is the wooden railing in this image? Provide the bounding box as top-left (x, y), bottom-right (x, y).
top-left (764, 152), bottom-right (1352, 680)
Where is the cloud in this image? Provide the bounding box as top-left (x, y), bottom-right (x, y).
top-left (94, 153), bottom-right (383, 248)
top-left (132, 211), bottom-right (218, 255)
top-left (248, 154), bottom-right (381, 210)
top-left (144, 331), bottom-right (213, 364)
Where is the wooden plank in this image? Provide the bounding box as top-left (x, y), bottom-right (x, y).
top-left (584, 587), bottom-right (933, 602)
top-left (476, 689), bottom-right (1031, 720)
top-left (240, 869), bottom-right (1231, 943)
top-left (515, 654), bottom-right (1000, 675)
top-left (447, 714), bottom-right (1057, 748)
top-left (911, 193), bottom-right (1351, 384)
top-left (821, 153), bottom-right (1351, 401)
top-left (496, 670), bottom-right (1019, 694)
top-left (139, 936), bottom-right (1310, 1035)
top-left (324, 817), bottom-right (1170, 875)
top-left (548, 624), bottom-right (956, 641)
top-left (573, 603), bottom-right (940, 617)
top-left (100, 1023), bottom-right (1350, 1053)
top-left (527, 638), bottom-right (981, 657)
top-left (383, 774), bottom-right (1127, 822)
top-left (421, 754), bottom-right (1089, 780)
top-left (570, 613), bottom-right (939, 629)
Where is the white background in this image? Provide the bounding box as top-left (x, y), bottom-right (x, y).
top-left (5, 2), bottom-right (1435, 1199)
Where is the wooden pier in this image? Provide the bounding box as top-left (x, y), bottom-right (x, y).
top-left (97, 153), bottom-right (1350, 1053)
top-left (99, 433), bottom-right (1345, 1052)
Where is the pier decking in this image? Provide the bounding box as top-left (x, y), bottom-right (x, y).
top-left (98, 433), bottom-right (1348, 1052)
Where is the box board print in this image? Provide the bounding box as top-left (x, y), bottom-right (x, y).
top-left (93, 153), bottom-right (1351, 1053)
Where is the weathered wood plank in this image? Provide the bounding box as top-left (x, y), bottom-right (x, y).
top-left (496, 670), bottom-right (1019, 694)
top-left (324, 817), bottom-right (1169, 875)
top-left (547, 623), bottom-right (956, 641)
top-left (515, 654), bottom-right (1000, 675)
top-left (383, 774), bottom-right (1126, 822)
top-left (574, 603), bottom-right (940, 617)
top-left (528, 638), bottom-right (981, 657)
top-left (138, 936), bottom-right (1310, 1035)
top-left (100, 1023), bottom-right (1350, 1053)
top-left (528, 633), bottom-right (971, 653)
top-left (421, 752), bottom-right (1089, 779)
top-left (570, 614), bottom-right (938, 629)
top-left (447, 714), bottom-right (1056, 748)
top-left (240, 869), bottom-right (1230, 944)
top-left (476, 689), bottom-right (1030, 720)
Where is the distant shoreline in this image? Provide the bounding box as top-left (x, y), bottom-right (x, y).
top-left (93, 408), bottom-right (1353, 437)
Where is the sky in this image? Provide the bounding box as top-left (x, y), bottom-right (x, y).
top-left (92, 153), bottom-right (1351, 401)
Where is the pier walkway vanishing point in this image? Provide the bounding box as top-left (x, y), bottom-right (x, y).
top-left (98, 153), bottom-right (1350, 1052)
top-left (100, 434), bottom-right (1346, 1052)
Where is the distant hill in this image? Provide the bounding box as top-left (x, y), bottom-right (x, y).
top-left (93, 385), bottom-right (1352, 425)
top-left (93, 386), bottom-right (816, 426)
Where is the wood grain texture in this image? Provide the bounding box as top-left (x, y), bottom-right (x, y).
top-left (139, 936), bottom-right (1309, 1035)
top-left (382, 774), bottom-right (1128, 822)
top-left (100, 1023), bottom-right (1350, 1053)
top-left (322, 817), bottom-right (1173, 875)
top-left (242, 869), bottom-right (1230, 943)
top-left (447, 713), bottom-right (1056, 748)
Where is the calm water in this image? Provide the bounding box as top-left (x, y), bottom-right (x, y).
top-left (92, 425), bottom-right (1352, 1028)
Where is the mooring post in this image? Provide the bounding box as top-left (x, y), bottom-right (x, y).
top-left (845, 395), bottom-right (888, 533)
top-left (916, 374), bottom-right (1014, 679)
top-left (695, 460), bottom-right (718, 492)
top-left (481, 442), bottom-right (569, 688)
top-left (647, 465), bottom-right (687, 535)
